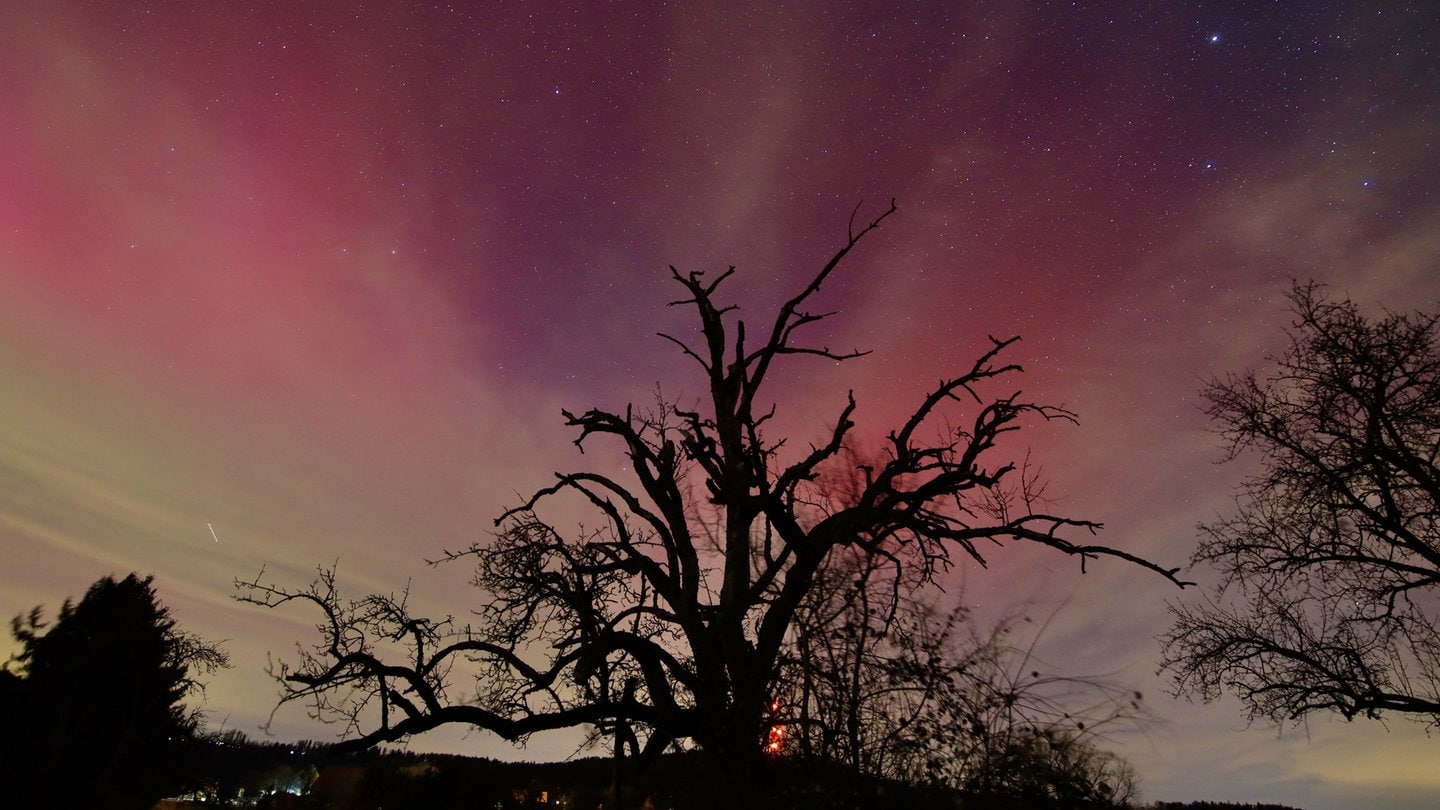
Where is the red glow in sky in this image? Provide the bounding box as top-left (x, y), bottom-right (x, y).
top-left (2, 4), bottom-right (1438, 808)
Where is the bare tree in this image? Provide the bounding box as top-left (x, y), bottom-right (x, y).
top-left (775, 546), bottom-right (1149, 807)
top-left (1162, 281), bottom-right (1440, 728)
top-left (239, 201), bottom-right (1184, 802)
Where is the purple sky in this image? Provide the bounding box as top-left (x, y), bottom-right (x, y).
top-left (2, 3), bottom-right (1438, 808)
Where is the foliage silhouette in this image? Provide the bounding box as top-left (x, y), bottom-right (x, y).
top-left (1163, 281), bottom-right (1440, 728)
top-left (239, 201), bottom-right (1185, 806)
top-left (3, 573), bottom-right (228, 810)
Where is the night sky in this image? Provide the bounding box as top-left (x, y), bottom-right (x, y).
top-left (2, 2), bottom-right (1438, 808)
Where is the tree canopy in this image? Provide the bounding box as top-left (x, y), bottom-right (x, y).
top-left (240, 201), bottom-right (1184, 806)
top-left (1162, 281), bottom-right (1440, 727)
top-left (3, 573), bottom-right (229, 810)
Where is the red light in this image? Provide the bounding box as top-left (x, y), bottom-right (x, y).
top-left (766, 724), bottom-right (785, 754)
top-left (765, 697), bottom-right (786, 755)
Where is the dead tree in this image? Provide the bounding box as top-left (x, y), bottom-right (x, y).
top-left (239, 200), bottom-right (1185, 805)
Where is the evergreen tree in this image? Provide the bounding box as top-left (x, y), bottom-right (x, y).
top-left (3, 573), bottom-right (227, 810)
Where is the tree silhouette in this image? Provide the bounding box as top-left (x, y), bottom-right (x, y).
top-left (774, 545), bottom-right (1147, 807)
top-left (1162, 282), bottom-right (1440, 728)
top-left (3, 573), bottom-right (229, 810)
top-left (239, 201), bottom-right (1185, 805)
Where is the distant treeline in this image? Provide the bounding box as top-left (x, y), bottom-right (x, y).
top-left (170, 735), bottom-right (989, 809)
top-left (1146, 795), bottom-right (1307, 801)
top-left (169, 736), bottom-right (1317, 810)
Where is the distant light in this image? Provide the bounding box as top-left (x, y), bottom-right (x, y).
top-left (1209, 34), bottom-right (1220, 43)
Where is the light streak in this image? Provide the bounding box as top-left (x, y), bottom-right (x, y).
top-left (208, 522), bottom-right (219, 543)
